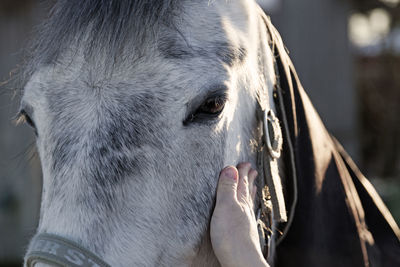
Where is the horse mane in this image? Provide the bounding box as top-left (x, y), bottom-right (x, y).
top-left (24, 0), bottom-right (180, 80)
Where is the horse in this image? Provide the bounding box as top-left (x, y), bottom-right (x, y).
top-left (18, 0), bottom-right (400, 266)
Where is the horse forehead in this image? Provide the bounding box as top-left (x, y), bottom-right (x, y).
top-left (23, 44), bottom-right (232, 107)
top-left (22, 0), bottom-right (256, 104)
top-left (23, 60), bottom-right (178, 101)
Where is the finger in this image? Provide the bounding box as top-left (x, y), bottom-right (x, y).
top-left (248, 169), bottom-right (258, 190)
top-left (236, 162), bottom-right (252, 201)
top-left (249, 168), bottom-right (258, 199)
top-left (251, 185), bottom-right (257, 204)
top-left (215, 166), bottom-right (239, 205)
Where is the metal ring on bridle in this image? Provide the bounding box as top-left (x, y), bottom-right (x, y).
top-left (263, 109), bottom-right (282, 159)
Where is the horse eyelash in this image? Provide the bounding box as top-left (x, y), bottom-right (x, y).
top-left (14, 111), bottom-right (27, 126)
top-left (14, 110), bottom-right (36, 130)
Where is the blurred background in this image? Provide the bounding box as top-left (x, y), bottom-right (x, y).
top-left (0, 0), bottom-right (399, 265)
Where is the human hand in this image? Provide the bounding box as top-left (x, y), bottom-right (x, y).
top-left (210, 163), bottom-right (269, 267)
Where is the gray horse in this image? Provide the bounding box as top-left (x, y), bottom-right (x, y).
top-left (19, 0), bottom-right (400, 266)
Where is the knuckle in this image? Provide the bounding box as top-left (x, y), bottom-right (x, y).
top-left (249, 169), bottom-right (258, 177)
top-left (218, 180), bottom-right (236, 191)
top-left (237, 162), bottom-right (251, 170)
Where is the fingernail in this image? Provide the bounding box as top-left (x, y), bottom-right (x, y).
top-left (223, 167), bottom-right (237, 181)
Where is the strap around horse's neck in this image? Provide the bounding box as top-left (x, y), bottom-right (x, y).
top-left (25, 233), bottom-right (111, 267)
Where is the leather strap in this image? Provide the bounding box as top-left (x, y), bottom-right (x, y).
top-left (256, 11), bottom-right (300, 257)
top-left (263, 109), bottom-right (286, 222)
top-left (25, 233), bottom-right (111, 267)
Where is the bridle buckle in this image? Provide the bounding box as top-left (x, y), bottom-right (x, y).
top-left (263, 110), bottom-right (282, 159)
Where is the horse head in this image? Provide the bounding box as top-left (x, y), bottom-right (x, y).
top-left (20, 0), bottom-right (279, 266)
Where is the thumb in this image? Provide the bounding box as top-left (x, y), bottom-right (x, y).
top-left (215, 166), bottom-right (239, 205)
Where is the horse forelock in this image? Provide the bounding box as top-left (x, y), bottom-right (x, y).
top-left (23, 0), bottom-right (182, 81)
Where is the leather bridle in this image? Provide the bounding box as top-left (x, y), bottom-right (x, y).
top-left (255, 13), bottom-right (298, 258)
top-left (25, 233), bottom-right (110, 267)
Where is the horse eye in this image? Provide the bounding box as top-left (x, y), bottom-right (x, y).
top-left (183, 94), bottom-right (227, 125)
top-left (16, 109), bottom-right (37, 134)
top-left (198, 96), bottom-right (226, 115)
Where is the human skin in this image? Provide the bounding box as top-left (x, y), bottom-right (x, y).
top-left (210, 163), bottom-right (269, 267)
